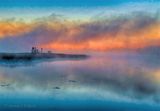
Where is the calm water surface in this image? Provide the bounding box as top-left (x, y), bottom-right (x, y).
top-left (0, 52), bottom-right (160, 110)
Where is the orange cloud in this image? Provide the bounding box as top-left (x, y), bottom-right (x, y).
top-left (0, 20), bottom-right (35, 38)
top-left (41, 21), bottom-right (160, 51)
top-left (0, 12), bottom-right (160, 52)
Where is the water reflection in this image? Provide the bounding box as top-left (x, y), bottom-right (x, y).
top-left (0, 57), bottom-right (88, 68)
top-left (0, 52), bottom-right (160, 110)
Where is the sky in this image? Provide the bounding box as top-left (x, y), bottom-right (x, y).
top-left (0, 0), bottom-right (159, 52)
top-left (0, 0), bottom-right (158, 7)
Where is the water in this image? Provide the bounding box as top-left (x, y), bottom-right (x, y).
top-left (0, 52), bottom-right (160, 111)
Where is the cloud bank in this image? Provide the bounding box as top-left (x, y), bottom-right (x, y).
top-left (0, 11), bottom-right (159, 52)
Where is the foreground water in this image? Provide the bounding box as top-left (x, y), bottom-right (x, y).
top-left (0, 51), bottom-right (160, 111)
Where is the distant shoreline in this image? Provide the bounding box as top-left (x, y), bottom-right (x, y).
top-left (0, 52), bottom-right (88, 61)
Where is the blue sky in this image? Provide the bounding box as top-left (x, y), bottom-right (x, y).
top-left (0, 0), bottom-right (159, 8)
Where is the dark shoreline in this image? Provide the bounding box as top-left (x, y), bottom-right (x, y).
top-left (0, 53), bottom-right (88, 61)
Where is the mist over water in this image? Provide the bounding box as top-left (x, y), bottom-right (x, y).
top-left (0, 51), bottom-right (160, 110)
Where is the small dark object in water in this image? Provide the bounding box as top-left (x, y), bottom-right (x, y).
top-left (53, 87), bottom-right (60, 89)
top-left (0, 84), bottom-right (10, 87)
top-left (69, 80), bottom-right (76, 83)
